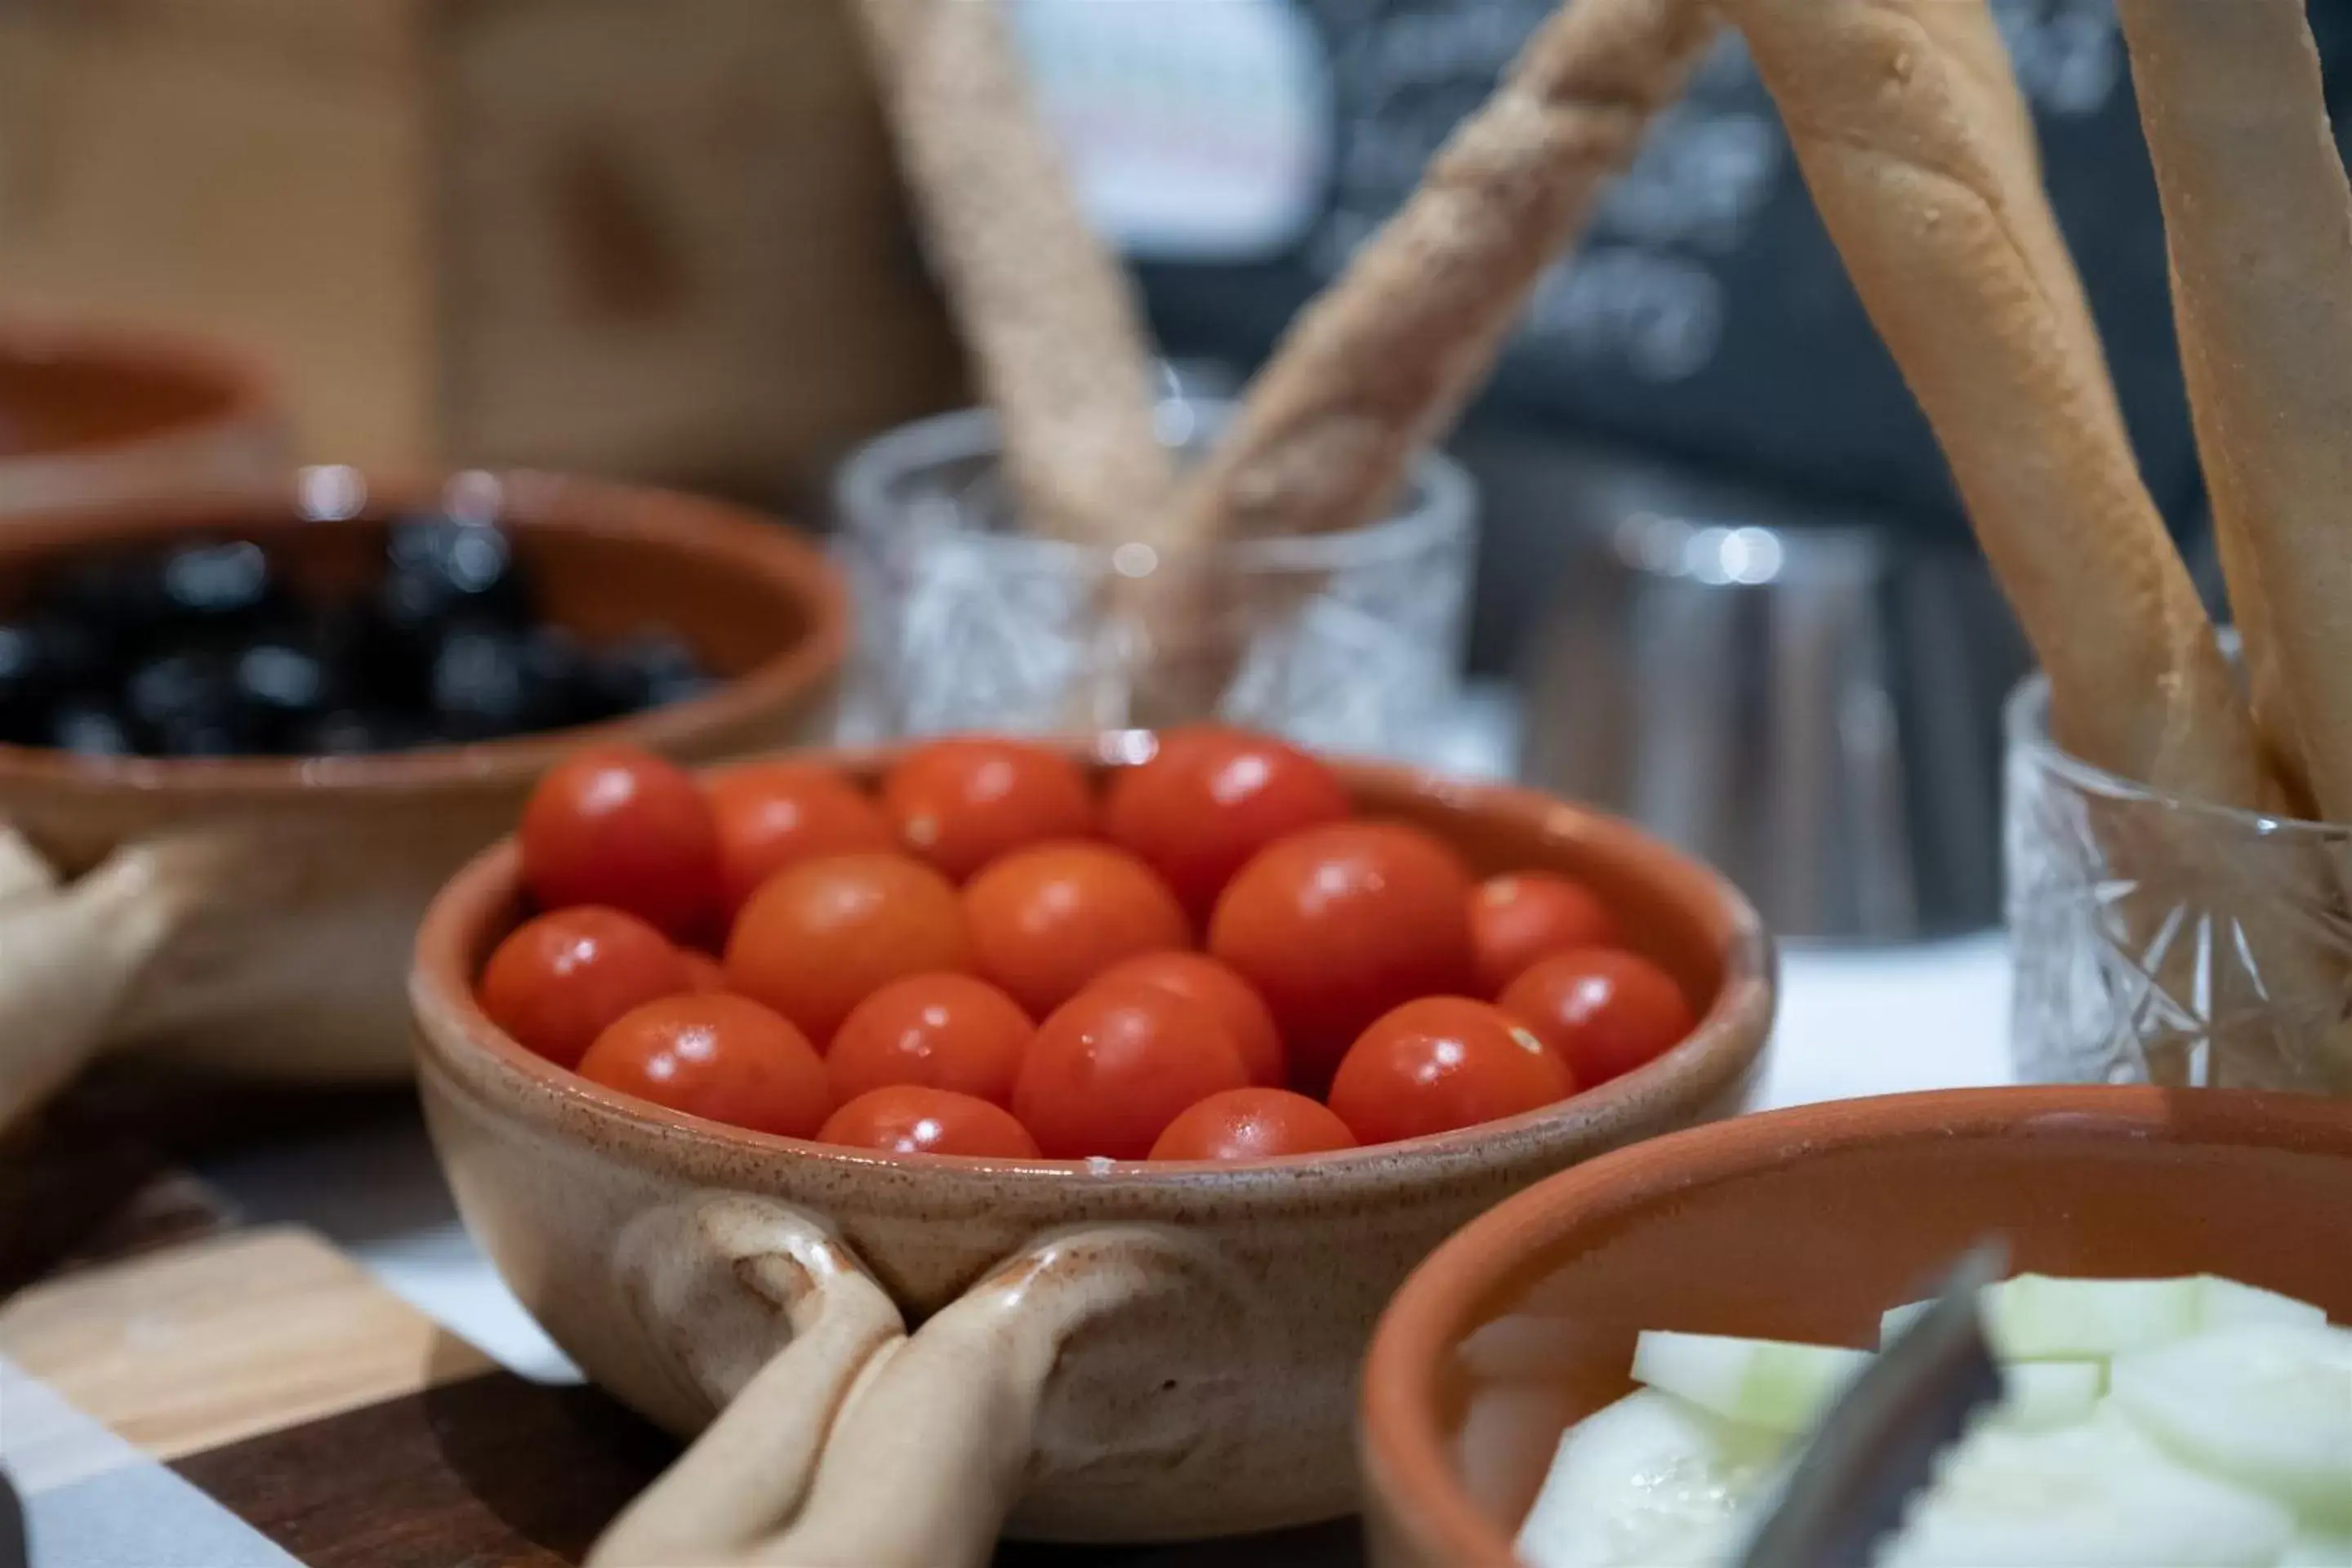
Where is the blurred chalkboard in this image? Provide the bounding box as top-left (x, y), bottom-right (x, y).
top-left (1116, 0), bottom-right (2352, 544)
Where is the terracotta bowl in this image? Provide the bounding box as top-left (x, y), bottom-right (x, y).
top-left (0, 317), bottom-right (287, 514)
top-left (0, 467), bottom-right (844, 1133)
top-left (1360, 1085), bottom-right (2352, 1568)
top-left (411, 749), bottom-right (1776, 1566)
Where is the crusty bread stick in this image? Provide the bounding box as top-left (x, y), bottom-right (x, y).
top-left (1164, 0), bottom-right (1721, 550)
top-left (2116, 1), bottom-right (2352, 826)
top-left (1722, 0), bottom-right (2264, 814)
top-left (851, 0), bottom-right (1170, 545)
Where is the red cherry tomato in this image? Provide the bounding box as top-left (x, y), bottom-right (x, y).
top-left (577, 994), bottom-right (831, 1138)
top-left (1012, 981), bottom-right (1250, 1159)
top-left (1499, 948), bottom-right (1695, 1088)
top-left (1147, 1088), bottom-right (1357, 1162)
top-left (963, 842), bottom-right (1191, 1018)
top-left (1469, 871), bottom-right (1622, 996)
top-left (826, 972), bottom-right (1034, 1107)
top-left (1207, 820), bottom-right (1476, 1089)
top-left (478, 906), bottom-right (688, 1068)
top-left (724, 853), bottom-right (972, 1042)
top-left (520, 746), bottom-right (719, 939)
top-left (1327, 996), bottom-right (1573, 1147)
top-left (706, 764), bottom-right (894, 917)
top-left (678, 950), bottom-right (728, 994)
top-left (1103, 726), bottom-right (1352, 922)
top-left (880, 738), bottom-right (1096, 881)
top-left (818, 1085), bottom-right (1040, 1159)
top-left (1094, 951), bottom-right (1284, 1088)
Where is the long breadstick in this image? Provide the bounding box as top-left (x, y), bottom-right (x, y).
top-left (1722, 0), bottom-right (2262, 812)
top-left (851, 0), bottom-right (1171, 545)
top-left (2115, 2), bottom-right (2352, 824)
top-left (1165, 0), bottom-right (1722, 549)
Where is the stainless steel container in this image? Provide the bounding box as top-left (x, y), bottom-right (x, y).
top-left (1515, 442), bottom-right (2027, 941)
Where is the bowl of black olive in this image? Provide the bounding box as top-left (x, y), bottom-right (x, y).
top-left (0, 466), bottom-right (846, 1133)
top-left (0, 315), bottom-right (287, 515)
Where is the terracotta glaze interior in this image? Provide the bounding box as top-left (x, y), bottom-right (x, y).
top-left (0, 471), bottom-right (846, 814)
top-left (433, 750), bottom-right (1763, 1178)
top-left (1361, 1088), bottom-right (2352, 1568)
top-left (0, 332), bottom-right (259, 456)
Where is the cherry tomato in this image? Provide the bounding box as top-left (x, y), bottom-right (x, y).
top-left (1499, 948), bottom-right (1695, 1088)
top-left (478, 906), bottom-right (687, 1068)
top-left (1147, 1088), bottom-right (1357, 1161)
top-left (577, 994), bottom-right (831, 1138)
top-left (880, 738), bottom-right (1096, 881)
top-left (1327, 997), bottom-right (1573, 1147)
top-left (1103, 726), bottom-right (1352, 922)
top-left (1094, 951), bottom-right (1284, 1088)
top-left (1469, 871), bottom-right (1622, 996)
top-left (706, 764), bottom-right (893, 917)
top-left (818, 1085), bottom-right (1040, 1159)
top-left (724, 852), bottom-right (972, 1042)
top-left (1207, 820), bottom-right (1476, 1089)
top-left (826, 972), bottom-right (1034, 1107)
top-left (678, 950), bottom-right (728, 994)
top-left (963, 842), bottom-right (1191, 1018)
top-left (520, 746), bottom-right (719, 939)
top-left (1012, 980), bottom-right (1250, 1159)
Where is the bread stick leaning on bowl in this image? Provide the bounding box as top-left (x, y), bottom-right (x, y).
top-left (1723, 0), bottom-right (2352, 1092)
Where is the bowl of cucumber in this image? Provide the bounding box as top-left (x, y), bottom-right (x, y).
top-left (1360, 1086), bottom-right (2352, 1568)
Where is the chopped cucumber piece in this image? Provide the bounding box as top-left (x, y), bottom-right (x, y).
top-left (1877, 1414), bottom-right (2296, 1567)
top-left (1996, 1360), bottom-right (2105, 1430)
top-left (2109, 1325), bottom-right (2352, 1531)
top-left (1882, 1276), bottom-right (2329, 1361)
top-left (2283, 1533), bottom-right (2352, 1567)
top-left (1631, 1330), bottom-right (1870, 1433)
top-left (1515, 1391), bottom-right (1786, 1568)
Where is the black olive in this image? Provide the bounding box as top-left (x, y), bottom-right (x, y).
top-left (122, 650), bottom-right (256, 756)
top-left (157, 539), bottom-right (283, 633)
top-left (381, 514), bottom-right (532, 627)
top-left (590, 632), bottom-right (714, 715)
top-left (47, 700), bottom-right (133, 757)
top-left (234, 640), bottom-right (336, 746)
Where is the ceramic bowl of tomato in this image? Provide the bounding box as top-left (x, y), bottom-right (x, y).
top-left (411, 730), bottom-right (1775, 1558)
top-left (0, 469), bottom-right (844, 1138)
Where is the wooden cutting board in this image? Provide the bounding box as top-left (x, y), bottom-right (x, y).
top-left (0, 1117), bottom-right (1363, 1567)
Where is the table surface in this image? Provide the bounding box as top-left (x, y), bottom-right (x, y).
top-left (197, 936), bottom-right (2017, 1387)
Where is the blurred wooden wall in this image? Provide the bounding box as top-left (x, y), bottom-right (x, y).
top-left (0, 0), bottom-right (968, 511)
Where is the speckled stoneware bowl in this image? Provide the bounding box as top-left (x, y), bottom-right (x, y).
top-left (0, 316), bottom-right (287, 514)
top-left (410, 747), bottom-right (1776, 1566)
top-left (0, 468), bottom-right (844, 1135)
top-left (1359, 1086), bottom-right (2352, 1568)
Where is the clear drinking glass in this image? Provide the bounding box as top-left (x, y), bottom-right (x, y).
top-left (2005, 672), bottom-right (2352, 1094)
top-left (831, 400), bottom-right (1477, 759)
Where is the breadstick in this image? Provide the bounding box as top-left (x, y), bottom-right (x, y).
top-left (1165, 0), bottom-right (1722, 549)
top-left (2115, 1), bottom-right (2352, 825)
top-left (851, 0), bottom-right (1171, 545)
top-left (1722, 0), bottom-right (2261, 812)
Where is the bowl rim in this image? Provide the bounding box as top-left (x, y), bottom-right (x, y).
top-left (410, 745), bottom-right (1778, 1195)
top-left (0, 467), bottom-right (848, 798)
top-left (1358, 1083), bottom-right (2352, 1568)
top-left (0, 314), bottom-right (280, 459)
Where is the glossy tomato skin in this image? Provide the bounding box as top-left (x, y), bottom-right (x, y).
top-left (1469, 871), bottom-right (1621, 996)
top-left (963, 841), bottom-right (1191, 1018)
top-left (1147, 1087), bottom-right (1357, 1161)
top-left (1094, 951), bottom-right (1284, 1088)
top-left (826, 972), bottom-right (1034, 1107)
top-left (880, 737), bottom-right (1096, 881)
top-left (724, 852), bottom-right (972, 1043)
top-left (677, 950), bottom-right (728, 994)
top-left (577, 994), bottom-right (831, 1138)
top-left (1327, 996), bottom-right (1573, 1147)
top-left (519, 746), bottom-right (721, 939)
top-left (479, 906), bottom-right (687, 1068)
top-left (1499, 948), bottom-right (1695, 1088)
top-left (1102, 726), bottom-right (1352, 922)
top-left (817, 1085), bottom-right (1040, 1159)
top-left (1208, 820), bottom-right (1476, 1089)
top-left (706, 764), bottom-right (893, 917)
top-left (1012, 981), bottom-right (1250, 1160)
